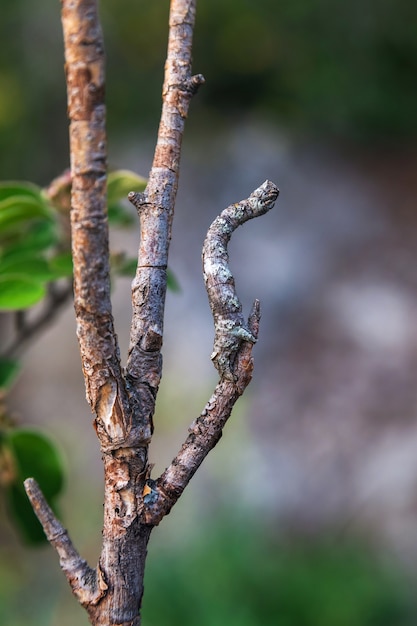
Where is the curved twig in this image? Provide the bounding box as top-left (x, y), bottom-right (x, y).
top-left (143, 181), bottom-right (279, 526)
top-left (203, 180), bottom-right (279, 380)
top-left (24, 478), bottom-right (106, 607)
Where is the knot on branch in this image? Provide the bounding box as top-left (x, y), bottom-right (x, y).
top-left (183, 73), bottom-right (205, 95)
top-left (128, 191), bottom-right (147, 212)
top-left (202, 180), bottom-right (279, 381)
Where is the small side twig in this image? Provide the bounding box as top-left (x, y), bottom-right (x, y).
top-left (24, 478), bottom-right (106, 607)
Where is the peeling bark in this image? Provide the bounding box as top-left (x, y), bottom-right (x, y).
top-left (61, 0), bottom-right (132, 447)
top-left (25, 1), bottom-right (278, 624)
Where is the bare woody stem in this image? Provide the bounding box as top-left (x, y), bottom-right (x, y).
top-left (61, 0), bottom-right (132, 451)
top-left (126, 0), bottom-right (204, 438)
top-left (25, 2), bottom-right (204, 624)
top-left (24, 478), bottom-right (107, 607)
top-left (144, 181), bottom-right (279, 526)
top-left (24, 0), bottom-right (277, 623)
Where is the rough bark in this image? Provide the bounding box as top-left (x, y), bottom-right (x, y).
top-left (202, 180), bottom-right (279, 381)
top-left (24, 1), bottom-right (279, 624)
top-left (125, 0), bottom-right (204, 438)
top-left (143, 182), bottom-right (279, 526)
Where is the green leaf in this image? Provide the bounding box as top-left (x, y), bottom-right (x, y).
top-left (0, 275), bottom-right (46, 310)
top-left (112, 255), bottom-right (137, 277)
top-left (6, 483), bottom-right (48, 544)
top-left (108, 202), bottom-right (135, 227)
top-left (167, 268), bottom-right (181, 293)
top-left (107, 169), bottom-right (147, 204)
top-left (0, 220), bottom-right (57, 256)
top-left (4, 428), bottom-right (66, 545)
top-left (0, 181), bottom-right (43, 203)
top-left (0, 195), bottom-right (52, 232)
top-left (6, 429), bottom-right (65, 499)
top-left (49, 252), bottom-right (73, 278)
top-left (0, 256), bottom-right (54, 282)
top-left (0, 358), bottom-right (20, 391)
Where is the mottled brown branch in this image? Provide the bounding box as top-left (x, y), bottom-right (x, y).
top-left (59, 3), bottom-right (152, 624)
top-left (126, 0), bottom-right (204, 440)
top-left (143, 300), bottom-right (261, 525)
top-left (24, 478), bottom-right (105, 607)
top-left (144, 181), bottom-right (279, 526)
top-left (61, 0), bottom-right (132, 450)
top-left (24, 1), bottom-right (277, 623)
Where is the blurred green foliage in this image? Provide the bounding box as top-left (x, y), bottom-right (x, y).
top-left (143, 522), bottom-right (417, 626)
top-left (0, 170), bottom-right (146, 544)
top-left (0, 2), bottom-right (416, 621)
top-left (0, 0), bottom-right (416, 182)
top-left (1, 517), bottom-right (415, 625)
top-left (2, 429), bottom-right (65, 544)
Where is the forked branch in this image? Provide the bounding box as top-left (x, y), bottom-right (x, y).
top-left (144, 181), bottom-right (279, 525)
top-left (24, 1), bottom-right (277, 623)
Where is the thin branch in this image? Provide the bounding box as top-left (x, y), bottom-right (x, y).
top-left (126, 0), bottom-right (204, 441)
top-left (61, 0), bottom-right (131, 450)
top-left (143, 181), bottom-right (279, 525)
top-left (24, 478), bottom-right (106, 607)
top-left (2, 282), bottom-right (73, 360)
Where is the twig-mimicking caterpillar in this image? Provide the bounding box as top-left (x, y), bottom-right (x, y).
top-left (202, 180), bottom-right (279, 380)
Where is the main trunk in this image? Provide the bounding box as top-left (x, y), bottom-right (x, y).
top-left (87, 526), bottom-right (152, 626)
top-left (87, 450), bottom-right (152, 626)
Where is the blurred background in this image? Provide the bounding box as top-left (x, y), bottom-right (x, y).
top-left (2, 0), bottom-right (417, 623)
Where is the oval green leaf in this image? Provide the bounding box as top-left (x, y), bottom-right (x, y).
top-left (2, 219), bottom-right (57, 253)
top-left (6, 483), bottom-right (52, 544)
top-left (107, 169), bottom-right (147, 204)
top-left (0, 358), bottom-right (20, 391)
top-left (49, 251), bottom-right (73, 278)
top-left (0, 195), bottom-right (52, 232)
top-left (0, 181), bottom-right (43, 203)
top-left (167, 268), bottom-right (181, 293)
top-left (4, 428), bottom-right (66, 545)
top-left (0, 274), bottom-right (46, 310)
top-left (108, 202), bottom-right (135, 227)
top-left (0, 256), bottom-right (54, 282)
top-left (6, 429), bottom-right (65, 499)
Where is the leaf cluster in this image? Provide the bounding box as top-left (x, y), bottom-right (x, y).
top-left (0, 170), bottom-right (147, 312)
top-left (0, 169), bottom-right (147, 544)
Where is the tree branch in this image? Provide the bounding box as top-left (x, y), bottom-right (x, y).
top-left (143, 181), bottom-right (279, 525)
top-left (126, 0), bottom-right (204, 440)
top-left (2, 282), bottom-right (73, 360)
top-left (61, 0), bottom-right (131, 450)
top-left (24, 478), bottom-right (106, 607)
top-left (204, 180), bottom-right (279, 380)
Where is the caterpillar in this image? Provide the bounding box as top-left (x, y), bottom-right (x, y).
top-left (202, 179), bottom-right (279, 381)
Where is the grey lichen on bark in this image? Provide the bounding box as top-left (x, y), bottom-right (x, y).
top-left (143, 182), bottom-right (279, 526)
top-left (24, 0), bottom-right (278, 623)
top-left (25, 0), bottom-right (205, 623)
top-left (202, 180), bottom-right (279, 380)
